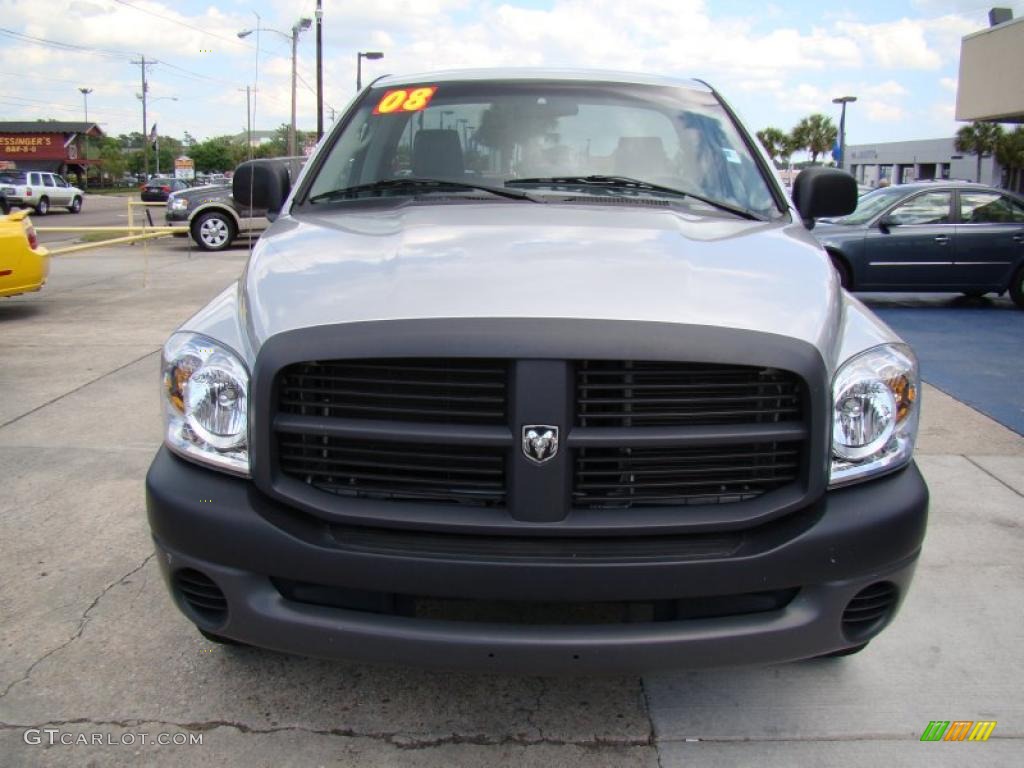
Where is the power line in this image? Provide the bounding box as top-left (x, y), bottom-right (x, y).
top-left (0, 71), bottom-right (125, 87)
top-left (0, 27), bottom-right (133, 60)
top-left (111, 0), bottom-right (257, 51)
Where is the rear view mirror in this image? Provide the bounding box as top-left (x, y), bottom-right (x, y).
top-left (792, 167), bottom-right (857, 227)
top-left (877, 214), bottom-right (897, 231)
top-left (233, 160), bottom-right (291, 216)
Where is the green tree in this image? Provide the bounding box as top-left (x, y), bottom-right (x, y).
top-left (756, 127), bottom-right (788, 166)
top-left (995, 125), bottom-right (1024, 192)
top-left (264, 123), bottom-right (311, 158)
top-left (956, 121), bottom-right (1005, 183)
top-left (791, 114), bottom-right (838, 165)
top-left (189, 136), bottom-right (238, 173)
top-left (96, 136), bottom-right (128, 180)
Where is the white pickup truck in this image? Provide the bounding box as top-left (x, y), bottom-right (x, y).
top-left (0, 170), bottom-right (84, 215)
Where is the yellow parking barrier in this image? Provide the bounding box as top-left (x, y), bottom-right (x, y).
top-left (47, 230), bottom-right (174, 256)
top-left (34, 226), bottom-right (188, 233)
top-left (32, 196), bottom-right (190, 255)
top-left (127, 200), bottom-right (167, 231)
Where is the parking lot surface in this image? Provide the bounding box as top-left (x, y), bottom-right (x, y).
top-left (1, 240), bottom-right (1022, 766)
top-left (866, 293), bottom-right (1024, 435)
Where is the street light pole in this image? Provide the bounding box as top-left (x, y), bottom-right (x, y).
top-left (832, 96), bottom-right (857, 172)
top-left (356, 51), bottom-right (384, 91)
top-left (78, 87), bottom-right (92, 189)
top-left (241, 19), bottom-right (310, 158)
top-left (315, 0), bottom-right (323, 140)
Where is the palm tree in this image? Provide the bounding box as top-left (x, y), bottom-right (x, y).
top-left (955, 121), bottom-right (1004, 183)
top-left (995, 126), bottom-right (1024, 192)
top-left (756, 127), bottom-right (787, 166)
top-left (792, 114), bottom-right (838, 165)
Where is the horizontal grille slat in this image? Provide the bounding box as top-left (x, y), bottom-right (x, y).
top-left (277, 432), bottom-right (507, 507)
top-left (279, 358), bottom-right (509, 425)
top-left (279, 399), bottom-right (506, 420)
top-left (573, 442), bottom-right (801, 508)
top-left (576, 360), bottom-right (803, 428)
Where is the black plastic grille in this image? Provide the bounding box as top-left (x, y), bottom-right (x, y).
top-left (278, 358), bottom-right (509, 425)
top-left (842, 582), bottom-right (898, 640)
top-left (576, 360), bottom-right (803, 427)
top-left (573, 442), bottom-right (801, 508)
top-left (278, 433), bottom-right (507, 506)
top-left (173, 569), bottom-right (228, 625)
top-left (273, 578), bottom-right (799, 625)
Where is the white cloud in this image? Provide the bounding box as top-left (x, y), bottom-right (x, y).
top-left (836, 18), bottom-right (942, 69)
top-left (0, 0), bottom-right (984, 144)
top-left (865, 101), bottom-right (907, 122)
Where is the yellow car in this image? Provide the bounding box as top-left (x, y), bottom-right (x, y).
top-left (0, 209), bottom-right (49, 297)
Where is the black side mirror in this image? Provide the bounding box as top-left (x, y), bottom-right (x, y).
top-left (233, 160), bottom-right (291, 216)
top-left (792, 167), bottom-right (857, 228)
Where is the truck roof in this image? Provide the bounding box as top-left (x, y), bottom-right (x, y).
top-left (372, 67), bottom-right (712, 92)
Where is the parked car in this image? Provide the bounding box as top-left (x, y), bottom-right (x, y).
top-left (0, 170), bottom-right (84, 215)
top-left (0, 209), bottom-right (49, 297)
top-left (815, 181), bottom-right (1024, 307)
top-left (165, 160), bottom-right (304, 251)
top-left (146, 69), bottom-right (928, 671)
top-left (165, 182), bottom-right (268, 251)
top-left (141, 177), bottom-right (190, 202)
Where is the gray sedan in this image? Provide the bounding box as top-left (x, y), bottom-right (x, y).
top-left (813, 181), bottom-right (1024, 308)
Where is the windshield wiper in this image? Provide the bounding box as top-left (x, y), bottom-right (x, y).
top-left (309, 177), bottom-right (542, 203)
top-left (506, 175), bottom-right (763, 220)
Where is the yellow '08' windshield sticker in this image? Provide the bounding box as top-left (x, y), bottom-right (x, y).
top-left (373, 87), bottom-right (438, 115)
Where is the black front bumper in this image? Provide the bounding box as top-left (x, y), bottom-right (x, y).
top-left (146, 447), bottom-right (928, 673)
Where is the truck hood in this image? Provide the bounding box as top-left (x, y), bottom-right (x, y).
top-left (241, 202), bottom-right (842, 355)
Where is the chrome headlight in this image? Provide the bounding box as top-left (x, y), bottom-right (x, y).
top-left (162, 333), bottom-right (249, 476)
top-left (830, 343), bottom-right (919, 487)
top-left (170, 197), bottom-right (189, 211)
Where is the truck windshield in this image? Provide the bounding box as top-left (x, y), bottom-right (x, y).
top-left (304, 79), bottom-right (780, 219)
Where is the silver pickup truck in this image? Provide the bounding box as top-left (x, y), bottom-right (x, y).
top-left (145, 69), bottom-right (928, 673)
top-left (0, 170), bottom-right (84, 215)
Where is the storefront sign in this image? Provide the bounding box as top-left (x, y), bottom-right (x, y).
top-left (0, 133), bottom-right (68, 160)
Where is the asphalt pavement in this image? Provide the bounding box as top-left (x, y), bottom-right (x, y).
top-left (0, 241), bottom-right (1021, 767)
top-left (864, 293), bottom-right (1024, 436)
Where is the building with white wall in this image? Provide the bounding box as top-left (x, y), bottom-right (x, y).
top-left (846, 138), bottom-right (1001, 188)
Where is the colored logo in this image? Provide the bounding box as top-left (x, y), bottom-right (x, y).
top-left (920, 721), bottom-right (997, 742)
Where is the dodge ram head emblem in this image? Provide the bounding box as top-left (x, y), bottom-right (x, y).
top-left (522, 425), bottom-right (559, 464)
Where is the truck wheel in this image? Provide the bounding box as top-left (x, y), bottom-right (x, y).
top-left (1010, 265), bottom-right (1024, 310)
top-left (35, 196), bottom-right (50, 216)
top-left (68, 196), bottom-right (83, 214)
top-left (191, 211), bottom-right (236, 251)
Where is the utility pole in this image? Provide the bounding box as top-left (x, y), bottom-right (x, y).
top-left (78, 87), bottom-right (92, 190)
top-left (315, 0), bottom-right (323, 140)
top-left (132, 55), bottom-right (150, 178)
top-left (290, 30), bottom-right (298, 157)
top-left (246, 85), bottom-right (252, 160)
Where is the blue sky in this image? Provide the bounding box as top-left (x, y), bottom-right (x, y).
top-left (0, 0), bottom-right (1020, 153)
